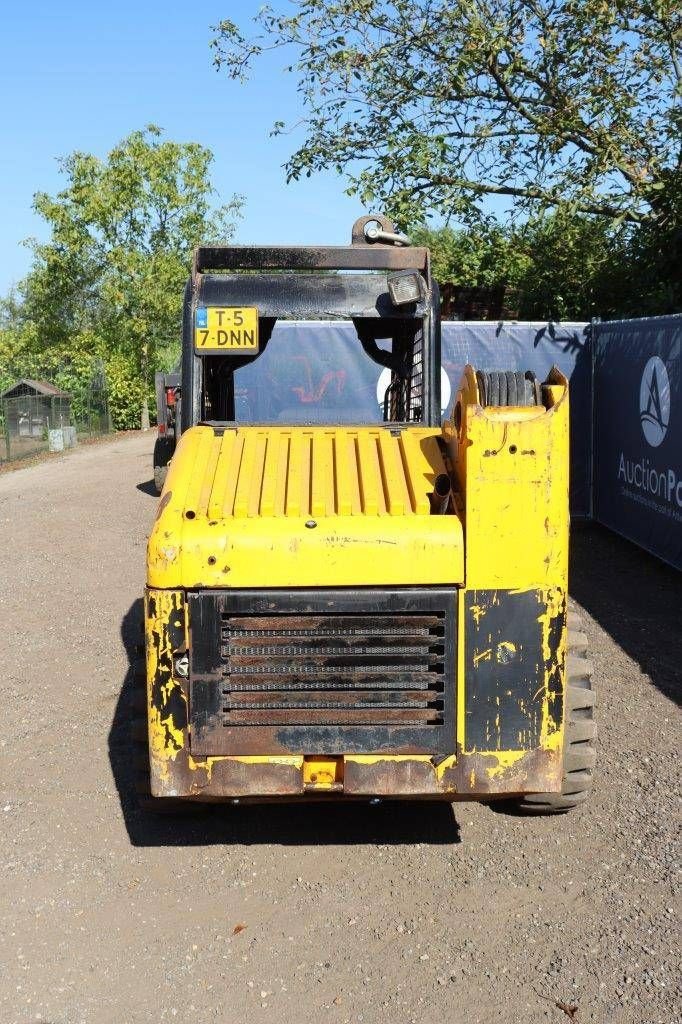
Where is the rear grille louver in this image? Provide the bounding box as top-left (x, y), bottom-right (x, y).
top-left (188, 589), bottom-right (457, 756)
top-left (220, 613), bottom-right (446, 728)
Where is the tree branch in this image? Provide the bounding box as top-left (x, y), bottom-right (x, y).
top-left (412, 174), bottom-right (648, 222)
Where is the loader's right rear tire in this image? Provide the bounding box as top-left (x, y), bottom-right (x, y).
top-left (510, 614), bottom-right (596, 814)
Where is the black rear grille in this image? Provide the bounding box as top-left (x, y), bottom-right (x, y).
top-left (220, 613), bottom-right (445, 727)
top-left (189, 590), bottom-right (457, 756)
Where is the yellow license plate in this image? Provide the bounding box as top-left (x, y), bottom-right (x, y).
top-left (194, 307), bottom-right (259, 351)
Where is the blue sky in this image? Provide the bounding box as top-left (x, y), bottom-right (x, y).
top-left (0, 1), bottom-right (364, 294)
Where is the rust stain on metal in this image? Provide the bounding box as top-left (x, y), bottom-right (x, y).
top-left (343, 746), bottom-right (560, 798)
top-left (442, 745), bottom-right (561, 796)
top-left (205, 758), bottom-right (304, 797)
top-left (344, 758), bottom-right (441, 796)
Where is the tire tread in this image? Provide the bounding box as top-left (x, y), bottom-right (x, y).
top-left (510, 613), bottom-right (596, 815)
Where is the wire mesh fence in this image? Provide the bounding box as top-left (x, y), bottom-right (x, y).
top-left (0, 380), bottom-right (112, 465)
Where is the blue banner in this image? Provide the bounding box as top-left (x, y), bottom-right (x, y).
top-left (593, 315), bottom-right (682, 570)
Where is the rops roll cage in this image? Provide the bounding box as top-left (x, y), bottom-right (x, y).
top-left (180, 215), bottom-right (441, 432)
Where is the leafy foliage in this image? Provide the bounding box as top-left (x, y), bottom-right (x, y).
top-left (2, 126), bottom-right (242, 428)
top-left (214, 1), bottom-right (681, 230)
top-left (412, 212), bottom-right (680, 321)
top-left (411, 223), bottom-right (529, 292)
top-left (513, 214), bottom-right (624, 321)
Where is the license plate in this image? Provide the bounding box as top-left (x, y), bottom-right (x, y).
top-left (194, 307), bottom-right (259, 351)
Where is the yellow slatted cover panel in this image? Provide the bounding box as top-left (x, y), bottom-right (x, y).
top-left (148, 425), bottom-right (464, 588)
top-left (179, 427), bottom-right (445, 519)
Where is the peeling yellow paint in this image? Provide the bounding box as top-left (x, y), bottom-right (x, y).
top-left (470, 603), bottom-right (485, 625)
top-left (538, 586), bottom-right (567, 750)
top-left (144, 589), bottom-right (187, 785)
top-left (482, 748), bottom-right (527, 778)
top-left (496, 641), bottom-right (517, 661)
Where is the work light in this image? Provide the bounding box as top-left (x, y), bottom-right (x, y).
top-left (388, 270), bottom-right (424, 306)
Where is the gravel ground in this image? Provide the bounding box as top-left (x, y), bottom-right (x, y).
top-left (0, 431), bottom-right (679, 1024)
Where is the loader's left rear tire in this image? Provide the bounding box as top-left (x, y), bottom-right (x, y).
top-left (153, 464), bottom-right (168, 494)
top-left (496, 614), bottom-right (597, 815)
top-left (152, 437), bottom-right (174, 495)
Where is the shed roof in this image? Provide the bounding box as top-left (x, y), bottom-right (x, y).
top-left (0, 378), bottom-right (71, 400)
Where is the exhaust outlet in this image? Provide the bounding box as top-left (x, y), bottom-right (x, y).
top-left (430, 473), bottom-right (452, 515)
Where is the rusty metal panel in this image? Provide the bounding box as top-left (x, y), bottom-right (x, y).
top-left (464, 588), bottom-right (565, 753)
top-left (188, 588), bottom-right (457, 757)
top-left (344, 757), bottom-right (441, 796)
top-left (204, 758), bottom-right (305, 797)
top-left (194, 245), bottom-right (428, 274)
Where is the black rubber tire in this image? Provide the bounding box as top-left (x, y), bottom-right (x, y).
top-left (488, 372), bottom-right (500, 407)
top-left (498, 372), bottom-right (508, 406)
top-left (475, 369), bottom-right (540, 408)
top-left (153, 463), bottom-right (168, 495)
top-left (507, 370), bottom-right (518, 406)
top-left (511, 612), bottom-right (596, 814)
top-left (152, 437), bottom-right (174, 495)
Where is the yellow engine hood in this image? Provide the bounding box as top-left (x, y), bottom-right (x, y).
top-left (147, 425), bottom-right (463, 589)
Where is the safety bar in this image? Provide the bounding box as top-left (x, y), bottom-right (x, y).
top-left (193, 244), bottom-right (429, 275)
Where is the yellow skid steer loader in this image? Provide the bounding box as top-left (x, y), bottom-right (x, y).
top-left (134, 216), bottom-right (595, 813)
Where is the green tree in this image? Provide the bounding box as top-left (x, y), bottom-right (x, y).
top-left (214, 1), bottom-right (681, 230)
top-left (512, 214), bottom-right (627, 320)
top-left (413, 210), bottom-right (681, 320)
top-left (623, 182), bottom-right (682, 314)
top-left (411, 223), bottom-right (529, 291)
top-left (15, 126), bottom-right (242, 427)
top-left (409, 215), bottom-right (630, 320)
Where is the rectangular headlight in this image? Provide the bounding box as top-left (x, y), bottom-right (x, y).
top-left (387, 270), bottom-right (425, 307)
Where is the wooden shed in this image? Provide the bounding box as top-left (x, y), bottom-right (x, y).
top-left (0, 379), bottom-right (72, 438)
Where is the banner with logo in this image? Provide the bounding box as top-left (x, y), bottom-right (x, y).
top-left (593, 315), bottom-right (682, 570)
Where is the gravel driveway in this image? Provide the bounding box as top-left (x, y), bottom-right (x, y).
top-left (0, 431), bottom-right (679, 1024)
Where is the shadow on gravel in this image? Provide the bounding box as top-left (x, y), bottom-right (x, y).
top-left (136, 479), bottom-right (158, 497)
top-left (109, 600), bottom-right (462, 848)
top-left (570, 522), bottom-right (682, 706)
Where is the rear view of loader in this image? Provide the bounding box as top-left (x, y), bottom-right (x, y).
top-left (134, 216), bottom-right (596, 814)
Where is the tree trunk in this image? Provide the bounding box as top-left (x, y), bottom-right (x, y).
top-left (140, 338), bottom-right (150, 431)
